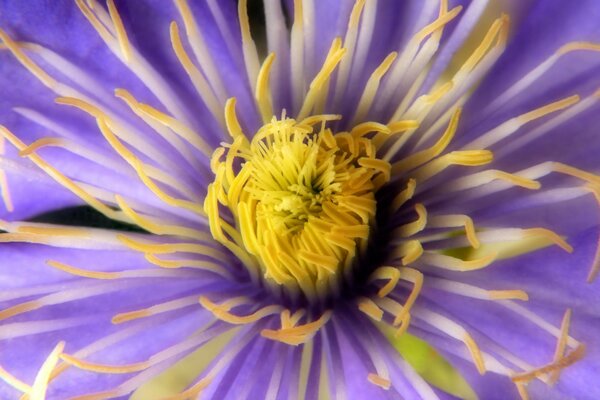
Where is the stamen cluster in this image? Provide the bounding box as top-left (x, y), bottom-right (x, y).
top-left (208, 116), bottom-right (391, 301)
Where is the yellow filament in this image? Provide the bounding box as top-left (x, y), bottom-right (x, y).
top-left (414, 6), bottom-right (463, 42)
top-left (464, 333), bottom-right (486, 374)
top-left (516, 383), bottom-right (530, 400)
top-left (369, 266), bottom-right (401, 298)
top-left (391, 179), bottom-right (416, 213)
top-left (0, 364), bottom-right (31, 394)
top-left (199, 296), bottom-right (282, 325)
top-left (144, 254), bottom-right (231, 279)
top-left (0, 28), bottom-right (57, 88)
top-left (117, 234), bottom-right (228, 260)
top-left (93, 118), bottom-right (206, 215)
top-left (518, 95), bottom-right (580, 125)
top-left (29, 341), bottom-right (65, 400)
top-left (18, 137), bottom-right (66, 156)
top-left (398, 203), bottom-right (427, 237)
top-left (392, 107), bottom-right (461, 172)
top-left (280, 309), bottom-right (307, 329)
top-left (297, 38), bottom-right (346, 120)
top-left (75, 0), bottom-right (115, 51)
top-left (261, 311), bottom-right (332, 345)
top-left (115, 195), bottom-right (208, 239)
top-left (488, 290), bottom-right (529, 301)
top-left (224, 98), bottom-right (248, 140)
top-left (46, 260), bottom-right (121, 280)
top-left (488, 170), bottom-right (542, 190)
top-left (106, 0), bottom-right (131, 62)
top-left (367, 373), bottom-right (391, 390)
top-left (132, 102), bottom-right (213, 157)
top-left (522, 228), bottom-right (573, 253)
top-left (352, 51), bottom-right (398, 124)
top-left (428, 251), bottom-right (497, 271)
top-left (357, 297), bottom-right (384, 321)
top-left (558, 41), bottom-right (600, 55)
top-left (400, 240), bottom-right (424, 265)
top-left (511, 344), bottom-right (586, 383)
top-left (549, 309), bottom-right (572, 384)
top-left (392, 267), bottom-right (423, 329)
top-left (169, 22), bottom-right (223, 125)
top-left (238, 0), bottom-right (261, 93)
top-left (428, 214), bottom-right (480, 248)
top-left (0, 169), bottom-right (13, 212)
top-left (461, 16), bottom-right (507, 73)
top-left (255, 53), bottom-right (276, 123)
top-left (60, 353), bottom-right (150, 374)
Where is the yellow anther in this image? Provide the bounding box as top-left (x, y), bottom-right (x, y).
top-left (18, 137), bottom-right (66, 156)
top-left (522, 228), bottom-right (573, 253)
top-left (511, 344), bottom-right (586, 383)
top-left (46, 260), bottom-right (120, 280)
top-left (398, 203), bottom-right (428, 237)
top-left (261, 311), bottom-right (332, 345)
top-left (391, 179), bottom-right (417, 213)
top-left (518, 95), bottom-right (580, 125)
top-left (414, 6), bottom-right (463, 42)
top-left (367, 373), bottom-right (391, 390)
top-left (369, 266), bottom-right (401, 298)
top-left (392, 107), bottom-right (461, 172)
top-left (107, 0), bottom-right (131, 62)
top-left (464, 333), bottom-right (486, 375)
top-left (60, 353), bottom-right (149, 374)
top-left (550, 309), bottom-right (572, 384)
top-left (255, 52), bottom-right (276, 123)
top-left (488, 290), bottom-right (529, 301)
top-left (199, 296), bottom-right (282, 325)
top-left (392, 267), bottom-right (423, 329)
top-left (357, 297), bottom-right (384, 321)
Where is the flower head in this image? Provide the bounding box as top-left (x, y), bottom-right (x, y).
top-left (1, 1), bottom-right (600, 399)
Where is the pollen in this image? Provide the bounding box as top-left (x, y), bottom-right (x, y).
top-left (206, 108), bottom-right (391, 300)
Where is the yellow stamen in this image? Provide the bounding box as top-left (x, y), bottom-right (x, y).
top-left (464, 332), bottom-right (486, 374)
top-left (297, 38), bottom-right (346, 120)
top-left (106, 0), bottom-right (131, 62)
top-left (29, 341), bottom-right (65, 400)
top-left (261, 311), bottom-right (332, 345)
top-left (169, 21), bottom-right (223, 125)
top-left (46, 260), bottom-right (121, 280)
top-left (357, 297), bottom-right (384, 321)
top-left (391, 107), bottom-right (461, 170)
top-left (397, 203), bottom-right (427, 237)
top-left (144, 254), bottom-right (231, 279)
top-left (549, 309), bottom-right (572, 384)
top-left (255, 53), bottom-right (276, 123)
top-left (428, 214), bottom-right (480, 248)
top-left (511, 344), bottom-right (586, 383)
top-left (368, 266), bottom-right (401, 298)
top-left (351, 51), bottom-right (398, 125)
top-left (117, 234), bottom-right (228, 260)
top-left (60, 353), bottom-right (149, 374)
top-left (199, 296), bottom-right (282, 325)
top-left (392, 267), bottom-right (423, 329)
top-left (0, 364), bottom-right (31, 394)
top-left (238, 0), bottom-right (261, 93)
top-left (367, 373), bottom-right (391, 390)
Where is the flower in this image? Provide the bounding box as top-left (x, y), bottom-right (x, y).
top-left (1, 0), bottom-right (600, 399)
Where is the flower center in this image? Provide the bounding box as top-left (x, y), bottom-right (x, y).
top-left (207, 113), bottom-right (391, 301)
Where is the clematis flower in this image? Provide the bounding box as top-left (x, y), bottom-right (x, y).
top-left (2, 0), bottom-right (600, 399)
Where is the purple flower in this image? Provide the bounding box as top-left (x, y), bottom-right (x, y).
top-left (1, 0), bottom-right (600, 399)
